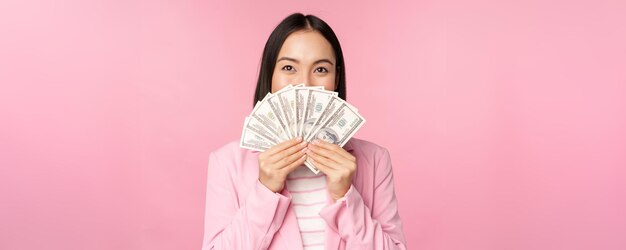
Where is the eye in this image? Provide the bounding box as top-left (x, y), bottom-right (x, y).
top-left (281, 65), bottom-right (295, 72)
top-left (314, 67), bottom-right (328, 73)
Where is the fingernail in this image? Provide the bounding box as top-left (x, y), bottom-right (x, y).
top-left (296, 137), bottom-right (302, 142)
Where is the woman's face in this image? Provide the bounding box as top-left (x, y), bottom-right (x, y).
top-left (271, 29), bottom-right (337, 93)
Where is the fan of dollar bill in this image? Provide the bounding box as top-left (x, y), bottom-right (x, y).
top-left (240, 84), bottom-right (366, 174)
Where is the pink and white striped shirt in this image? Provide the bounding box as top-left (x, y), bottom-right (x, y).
top-left (286, 166), bottom-right (329, 250)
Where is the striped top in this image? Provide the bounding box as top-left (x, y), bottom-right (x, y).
top-left (286, 165), bottom-right (328, 250)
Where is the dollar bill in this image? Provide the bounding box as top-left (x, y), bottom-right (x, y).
top-left (243, 116), bottom-right (280, 145)
top-left (304, 95), bottom-right (342, 142)
top-left (240, 117), bottom-right (274, 151)
top-left (241, 85), bottom-right (365, 175)
top-left (295, 86), bottom-right (324, 138)
top-left (276, 87), bottom-right (297, 139)
top-left (264, 85), bottom-right (293, 139)
top-left (307, 102), bottom-right (365, 147)
top-left (250, 93), bottom-right (289, 141)
top-left (301, 88), bottom-right (337, 140)
top-left (304, 102), bottom-right (365, 172)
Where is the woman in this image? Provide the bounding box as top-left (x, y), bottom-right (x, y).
top-left (202, 13), bottom-right (407, 250)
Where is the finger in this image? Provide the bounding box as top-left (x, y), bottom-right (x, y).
top-left (281, 154), bottom-right (307, 173)
top-left (275, 146), bottom-right (307, 168)
top-left (268, 140), bottom-right (307, 164)
top-left (307, 143), bottom-right (346, 164)
top-left (264, 137), bottom-right (303, 158)
top-left (308, 156), bottom-right (333, 174)
top-left (311, 139), bottom-right (355, 161)
top-left (306, 148), bottom-right (339, 169)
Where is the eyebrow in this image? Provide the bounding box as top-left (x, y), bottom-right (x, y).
top-left (277, 57), bottom-right (334, 65)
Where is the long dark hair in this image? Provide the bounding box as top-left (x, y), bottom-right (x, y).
top-left (253, 13), bottom-right (346, 107)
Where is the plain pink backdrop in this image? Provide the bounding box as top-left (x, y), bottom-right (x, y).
top-left (1, 0), bottom-right (625, 249)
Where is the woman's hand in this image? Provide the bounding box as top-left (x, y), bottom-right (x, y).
top-left (305, 139), bottom-right (357, 202)
top-left (258, 137), bottom-right (308, 193)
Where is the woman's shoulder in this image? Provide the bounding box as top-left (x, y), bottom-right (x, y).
top-left (347, 137), bottom-right (389, 154)
top-left (207, 140), bottom-right (259, 176)
top-left (347, 138), bottom-right (394, 180)
top-left (346, 137), bottom-right (391, 166)
top-left (209, 139), bottom-right (257, 158)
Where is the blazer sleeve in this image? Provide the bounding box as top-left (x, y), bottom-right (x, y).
top-left (318, 148), bottom-right (408, 249)
top-left (201, 151), bottom-right (292, 250)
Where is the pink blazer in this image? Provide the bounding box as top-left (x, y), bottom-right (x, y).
top-left (202, 137), bottom-right (407, 249)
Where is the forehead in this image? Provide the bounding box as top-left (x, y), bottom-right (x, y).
top-left (277, 30), bottom-right (335, 62)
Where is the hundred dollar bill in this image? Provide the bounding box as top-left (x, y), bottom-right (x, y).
top-left (301, 88), bottom-right (337, 140)
top-left (307, 102), bottom-right (365, 147)
top-left (304, 102), bottom-right (365, 173)
top-left (243, 116), bottom-right (280, 145)
top-left (264, 85), bottom-right (293, 139)
top-left (276, 87), bottom-right (297, 139)
top-left (295, 86), bottom-right (325, 138)
top-left (250, 94), bottom-right (289, 141)
top-left (305, 95), bottom-right (342, 142)
top-left (240, 118), bottom-right (274, 151)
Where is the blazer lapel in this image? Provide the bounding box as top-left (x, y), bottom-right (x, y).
top-left (324, 190), bottom-right (343, 250)
top-left (276, 187), bottom-right (304, 249)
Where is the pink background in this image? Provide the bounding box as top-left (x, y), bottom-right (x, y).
top-left (1, 0), bottom-right (625, 249)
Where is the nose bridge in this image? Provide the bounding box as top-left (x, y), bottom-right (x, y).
top-left (299, 69), bottom-right (312, 86)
